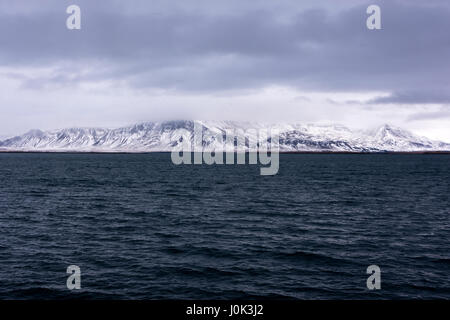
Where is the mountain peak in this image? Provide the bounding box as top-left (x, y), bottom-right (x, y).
top-left (25, 129), bottom-right (45, 136)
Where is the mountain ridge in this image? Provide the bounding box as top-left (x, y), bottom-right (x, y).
top-left (1, 120), bottom-right (449, 152)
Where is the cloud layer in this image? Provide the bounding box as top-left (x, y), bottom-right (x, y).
top-left (0, 0), bottom-right (449, 141)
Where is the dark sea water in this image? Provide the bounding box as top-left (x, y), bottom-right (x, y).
top-left (0, 153), bottom-right (449, 299)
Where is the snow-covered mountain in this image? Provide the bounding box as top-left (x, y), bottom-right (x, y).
top-left (0, 121), bottom-right (449, 152)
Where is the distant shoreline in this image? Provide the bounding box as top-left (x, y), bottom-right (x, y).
top-left (1, 150), bottom-right (450, 155)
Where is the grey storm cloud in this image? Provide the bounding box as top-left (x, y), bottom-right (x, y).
top-left (1, 0), bottom-right (450, 100)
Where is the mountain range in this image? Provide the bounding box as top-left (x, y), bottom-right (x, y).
top-left (0, 120), bottom-right (449, 152)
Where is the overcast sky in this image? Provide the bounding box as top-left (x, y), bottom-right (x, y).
top-left (0, 0), bottom-right (449, 141)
